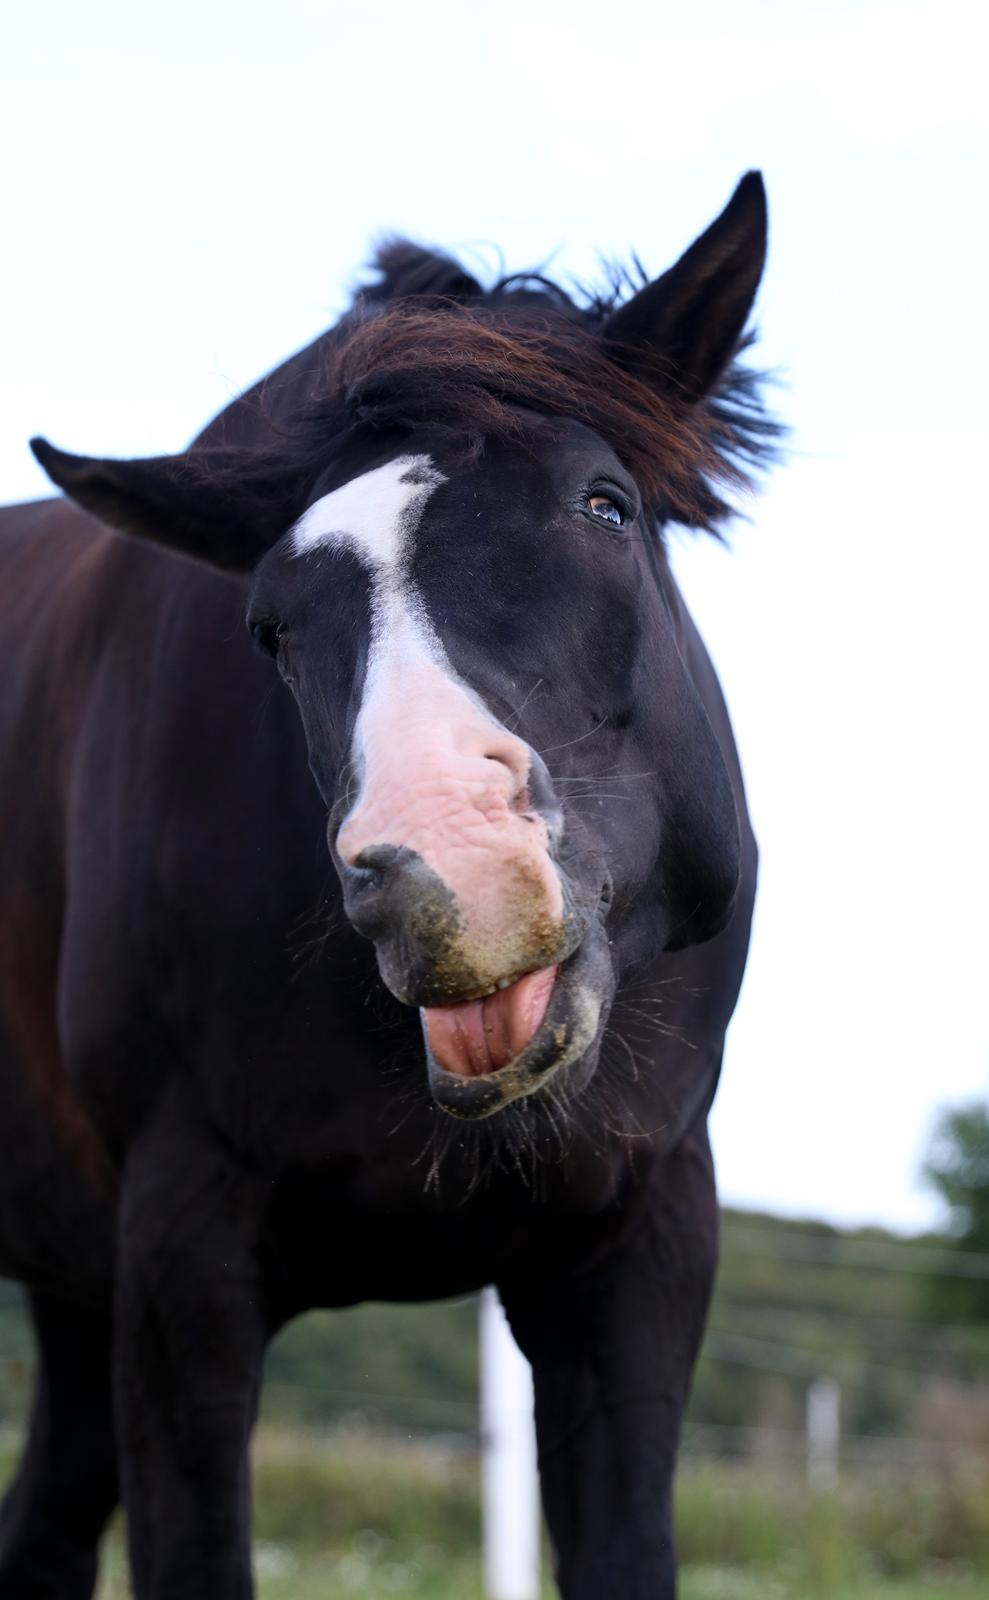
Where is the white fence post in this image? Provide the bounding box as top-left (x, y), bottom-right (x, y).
top-left (806, 1376), bottom-right (841, 1489)
top-left (480, 1286), bottom-right (541, 1600)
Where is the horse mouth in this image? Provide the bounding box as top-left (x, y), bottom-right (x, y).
top-left (419, 929), bottom-right (611, 1119)
top-left (422, 966), bottom-right (559, 1079)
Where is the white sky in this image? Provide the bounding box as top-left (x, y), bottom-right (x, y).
top-left (2, 0), bottom-right (986, 1231)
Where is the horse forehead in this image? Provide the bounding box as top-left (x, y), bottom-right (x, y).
top-left (290, 454), bottom-right (446, 568)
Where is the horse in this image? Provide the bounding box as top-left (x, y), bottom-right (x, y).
top-left (0, 172), bottom-right (777, 1599)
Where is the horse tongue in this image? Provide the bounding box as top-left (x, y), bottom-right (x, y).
top-left (423, 966), bottom-right (558, 1078)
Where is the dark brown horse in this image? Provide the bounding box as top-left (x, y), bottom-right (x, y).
top-left (0, 174), bottom-right (776, 1599)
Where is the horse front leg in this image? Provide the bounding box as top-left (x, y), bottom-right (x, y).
top-left (0, 1291), bottom-right (118, 1599)
top-left (113, 1097), bottom-right (269, 1600)
top-left (500, 1129), bottom-right (718, 1600)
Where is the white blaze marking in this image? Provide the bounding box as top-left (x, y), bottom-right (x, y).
top-left (289, 455), bottom-right (506, 769)
top-left (288, 454), bottom-right (563, 964)
top-left (290, 454), bottom-right (445, 569)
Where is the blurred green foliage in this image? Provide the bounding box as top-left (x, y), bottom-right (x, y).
top-left (922, 1101), bottom-right (989, 1329)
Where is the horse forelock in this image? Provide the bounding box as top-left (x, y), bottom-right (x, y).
top-left (201, 241), bottom-right (779, 535)
top-left (291, 293), bottom-right (777, 534)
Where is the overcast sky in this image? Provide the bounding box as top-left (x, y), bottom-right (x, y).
top-left (2, 0), bottom-right (986, 1231)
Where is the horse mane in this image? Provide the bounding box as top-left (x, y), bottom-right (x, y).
top-left (254, 240), bottom-right (781, 536)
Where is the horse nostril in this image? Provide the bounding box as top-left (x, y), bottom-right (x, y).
top-left (481, 737), bottom-right (531, 799)
top-left (348, 844), bottom-right (404, 889)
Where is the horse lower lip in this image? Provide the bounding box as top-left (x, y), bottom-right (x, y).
top-left (421, 967), bottom-right (558, 1078)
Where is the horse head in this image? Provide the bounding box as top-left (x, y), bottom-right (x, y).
top-left (31, 173), bottom-right (774, 1121)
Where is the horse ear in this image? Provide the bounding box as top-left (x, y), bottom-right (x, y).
top-left (601, 171), bottom-right (767, 404)
top-left (30, 438), bottom-right (299, 573)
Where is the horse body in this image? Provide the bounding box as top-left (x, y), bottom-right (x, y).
top-left (0, 176), bottom-right (772, 1599)
top-left (0, 493), bottom-right (751, 1284)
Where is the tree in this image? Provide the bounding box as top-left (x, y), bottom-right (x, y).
top-left (921, 1099), bottom-right (989, 1331)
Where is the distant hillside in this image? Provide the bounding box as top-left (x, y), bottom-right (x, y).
top-left (695, 1208), bottom-right (989, 1451)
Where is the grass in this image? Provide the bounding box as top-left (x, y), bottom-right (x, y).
top-left (92, 1546), bottom-right (989, 1600)
top-left (681, 1581), bottom-right (985, 1600)
top-left (2, 1425), bottom-right (988, 1598)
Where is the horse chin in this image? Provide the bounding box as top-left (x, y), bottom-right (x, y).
top-left (420, 922), bottom-right (614, 1120)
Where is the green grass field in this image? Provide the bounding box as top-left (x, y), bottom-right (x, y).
top-left (91, 1547), bottom-right (989, 1600)
top-left (4, 1421), bottom-right (988, 1598)
top-left (25, 1427), bottom-right (967, 1599)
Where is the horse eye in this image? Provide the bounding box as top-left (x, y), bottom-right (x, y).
top-left (250, 618), bottom-right (284, 659)
top-left (588, 495), bottom-right (625, 527)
